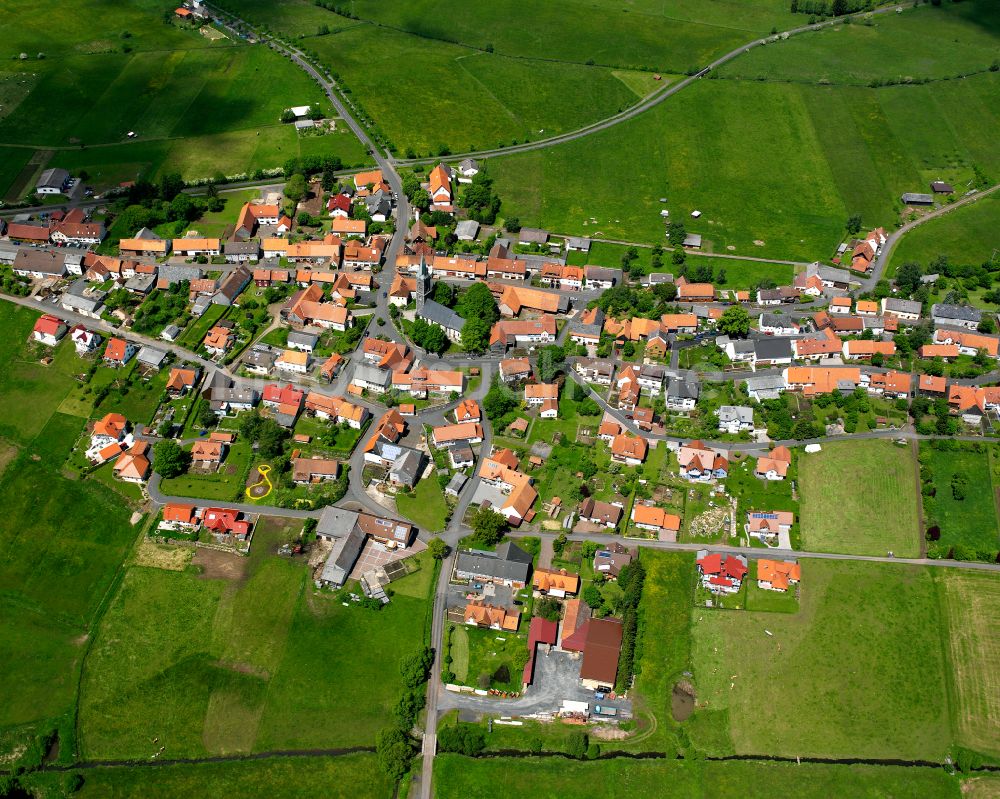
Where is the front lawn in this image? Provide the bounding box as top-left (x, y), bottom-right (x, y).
top-left (395, 473), bottom-right (450, 532)
top-left (158, 440), bottom-right (254, 502)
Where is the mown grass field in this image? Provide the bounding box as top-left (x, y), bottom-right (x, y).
top-left (313, 0), bottom-right (798, 73)
top-left (721, 1), bottom-right (1000, 85)
top-left (433, 755), bottom-right (961, 798)
top-left (920, 444), bottom-right (999, 552)
top-left (78, 548), bottom-right (435, 758)
top-left (939, 570), bottom-right (1000, 758)
top-left (0, 305), bottom-right (90, 445)
top-left (0, 412), bottom-right (137, 733)
top-left (566, 241), bottom-right (797, 288)
top-left (26, 753), bottom-right (393, 799)
top-left (304, 24), bottom-right (661, 155)
top-left (798, 440), bottom-right (920, 557)
top-left (490, 70), bottom-right (1000, 260)
top-left (689, 560), bottom-right (952, 760)
top-left (888, 192), bottom-right (1000, 276)
top-left (621, 550), bottom-right (695, 752)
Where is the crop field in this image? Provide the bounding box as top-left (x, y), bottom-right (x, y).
top-left (721, 1), bottom-right (1000, 85)
top-left (798, 440), bottom-right (920, 557)
top-left (433, 755), bottom-right (961, 798)
top-left (888, 192), bottom-right (1000, 276)
top-left (690, 560), bottom-right (951, 760)
top-left (939, 570), bottom-right (1000, 758)
top-left (0, 306), bottom-right (90, 445)
top-left (490, 70), bottom-right (1000, 260)
top-left (920, 444), bottom-right (999, 553)
top-left (0, 412), bottom-right (136, 733)
top-left (27, 754), bottom-right (393, 799)
top-left (79, 548), bottom-right (434, 758)
top-left (304, 25), bottom-right (660, 155)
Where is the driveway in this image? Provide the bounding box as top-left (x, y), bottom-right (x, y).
top-left (438, 649), bottom-right (631, 718)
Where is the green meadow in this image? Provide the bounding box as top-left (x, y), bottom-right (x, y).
top-left (433, 756), bottom-right (961, 798)
top-left (721, 1), bottom-right (1000, 85)
top-left (489, 56), bottom-right (1000, 260)
top-left (79, 549), bottom-right (436, 758)
top-left (0, 0), bottom-right (371, 194)
top-left (888, 192), bottom-right (1000, 275)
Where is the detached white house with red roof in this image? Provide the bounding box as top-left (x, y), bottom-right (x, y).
top-left (103, 337), bottom-right (137, 368)
top-left (32, 314), bottom-right (67, 346)
top-left (70, 325), bottom-right (101, 355)
top-left (696, 551), bottom-right (748, 594)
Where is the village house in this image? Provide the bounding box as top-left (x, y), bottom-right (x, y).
top-left (747, 510), bottom-right (794, 545)
top-left (275, 348), bottom-right (312, 375)
top-left (31, 314), bottom-right (67, 346)
top-left (931, 303), bottom-right (981, 330)
top-left (463, 601), bottom-right (520, 631)
top-left (630, 504), bottom-right (681, 540)
top-left (13, 249), bottom-right (67, 279)
top-left (499, 357), bottom-right (532, 383)
top-left (592, 542), bottom-right (634, 578)
top-left (432, 422), bottom-right (484, 447)
top-left (524, 383), bottom-right (558, 409)
top-left (842, 340), bottom-right (896, 360)
top-left (757, 559), bottom-right (801, 592)
top-left (933, 329), bottom-right (1000, 358)
top-left (70, 325), bottom-right (101, 355)
top-left (261, 383), bottom-right (305, 427)
top-left (665, 376), bottom-right (700, 411)
top-left (490, 316), bottom-right (558, 352)
top-left (717, 405), bottom-right (754, 434)
top-left (533, 568), bottom-right (580, 598)
top-left (291, 457), bottom-right (340, 485)
top-left (610, 433), bottom-right (648, 466)
top-left (578, 498), bottom-right (624, 530)
top-left (201, 507), bottom-right (253, 540)
top-left (696, 551), bottom-right (748, 594)
top-left (477, 448), bottom-right (538, 525)
top-left (754, 445), bottom-right (792, 480)
top-left (203, 326), bottom-right (235, 357)
top-left (392, 368), bottom-right (463, 398)
top-left (114, 440), bottom-right (151, 483)
top-left (455, 541), bottom-right (533, 588)
top-left (574, 357), bottom-right (615, 385)
top-left (191, 440), bottom-right (225, 470)
top-left (678, 440), bottom-right (728, 481)
top-left (171, 237), bottom-right (221, 258)
top-left (454, 398), bottom-right (481, 424)
top-left (783, 366), bottom-right (862, 396)
top-left (881, 297), bottom-right (922, 322)
top-left (758, 313), bottom-right (800, 336)
top-left (103, 337), bottom-right (137, 368)
top-left (867, 371), bottom-right (910, 399)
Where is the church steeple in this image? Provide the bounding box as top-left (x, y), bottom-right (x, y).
top-left (417, 254), bottom-right (430, 309)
